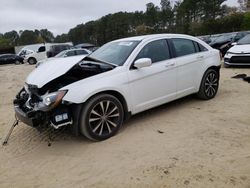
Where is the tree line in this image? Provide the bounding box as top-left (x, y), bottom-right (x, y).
top-left (0, 0), bottom-right (250, 49)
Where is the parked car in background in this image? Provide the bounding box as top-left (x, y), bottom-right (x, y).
top-left (36, 48), bottom-right (91, 67)
top-left (0, 54), bottom-right (24, 65)
top-left (46, 43), bottom-right (73, 58)
top-left (219, 31), bottom-right (250, 56)
top-left (54, 48), bottom-right (91, 58)
top-left (14, 34), bottom-right (221, 141)
top-left (209, 33), bottom-right (236, 52)
top-left (19, 43), bottom-right (73, 64)
top-left (224, 34), bottom-right (250, 67)
top-left (75, 43), bottom-right (96, 51)
top-left (208, 31), bottom-right (250, 56)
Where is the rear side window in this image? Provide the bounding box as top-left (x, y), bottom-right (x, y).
top-left (172, 38), bottom-right (196, 57)
top-left (198, 43), bottom-right (208, 52)
top-left (136, 39), bottom-right (171, 63)
top-left (76, 50), bottom-right (88, 55)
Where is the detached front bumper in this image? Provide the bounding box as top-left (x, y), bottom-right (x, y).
top-left (14, 105), bottom-right (41, 127)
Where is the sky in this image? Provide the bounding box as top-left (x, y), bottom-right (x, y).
top-left (0, 0), bottom-right (239, 36)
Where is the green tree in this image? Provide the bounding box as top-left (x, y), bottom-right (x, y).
top-left (18, 30), bottom-right (38, 45)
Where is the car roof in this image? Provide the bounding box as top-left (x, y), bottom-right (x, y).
top-left (114, 34), bottom-right (199, 42)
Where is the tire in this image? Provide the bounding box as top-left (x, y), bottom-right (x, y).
top-left (197, 69), bottom-right (219, 100)
top-left (14, 60), bottom-right (21, 65)
top-left (79, 94), bottom-right (124, 141)
top-left (28, 58), bottom-right (37, 65)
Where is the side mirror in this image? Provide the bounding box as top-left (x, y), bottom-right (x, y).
top-left (232, 42), bottom-right (237, 46)
top-left (134, 58), bottom-right (152, 69)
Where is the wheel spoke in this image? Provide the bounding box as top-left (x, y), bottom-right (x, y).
top-left (211, 86), bottom-right (216, 94)
top-left (100, 102), bottom-right (105, 114)
top-left (99, 122), bottom-right (104, 136)
top-left (107, 106), bottom-right (118, 116)
top-left (107, 119), bottom-right (117, 127)
top-left (91, 109), bottom-right (101, 117)
top-left (92, 121), bottom-right (102, 133)
top-left (212, 79), bottom-right (218, 84)
top-left (89, 117), bottom-right (101, 122)
top-left (205, 86), bottom-right (210, 93)
top-left (105, 101), bottom-right (110, 114)
top-left (108, 113), bottom-right (119, 118)
top-left (105, 121), bottom-right (112, 133)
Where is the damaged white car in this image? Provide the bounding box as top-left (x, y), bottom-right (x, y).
top-left (14, 34), bottom-right (221, 141)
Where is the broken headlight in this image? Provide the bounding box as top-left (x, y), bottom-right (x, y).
top-left (42, 90), bottom-right (68, 109)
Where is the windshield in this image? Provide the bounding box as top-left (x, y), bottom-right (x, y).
top-left (89, 41), bottom-right (140, 66)
top-left (213, 34), bottom-right (235, 43)
top-left (238, 34), bottom-right (250, 45)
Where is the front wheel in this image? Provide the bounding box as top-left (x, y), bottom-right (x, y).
top-left (79, 94), bottom-right (124, 141)
top-left (197, 69), bottom-right (219, 100)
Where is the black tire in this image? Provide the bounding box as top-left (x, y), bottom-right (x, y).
top-left (197, 69), bottom-right (219, 100)
top-left (79, 94), bottom-right (124, 141)
top-left (28, 58), bottom-right (37, 65)
top-left (14, 60), bottom-right (21, 65)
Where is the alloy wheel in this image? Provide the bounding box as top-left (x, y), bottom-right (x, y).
top-left (204, 72), bottom-right (218, 97)
top-left (88, 100), bottom-right (121, 137)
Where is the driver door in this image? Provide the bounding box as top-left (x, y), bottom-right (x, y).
top-left (127, 39), bottom-right (177, 114)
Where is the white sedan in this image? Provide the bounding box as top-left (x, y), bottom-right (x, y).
top-left (14, 34), bottom-right (221, 141)
top-left (224, 34), bottom-right (250, 67)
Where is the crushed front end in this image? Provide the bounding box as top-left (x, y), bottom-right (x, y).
top-left (13, 84), bottom-right (73, 129)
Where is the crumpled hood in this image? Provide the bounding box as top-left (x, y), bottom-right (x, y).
top-left (228, 44), bottom-right (250, 54)
top-left (26, 55), bottom-right (86, 88)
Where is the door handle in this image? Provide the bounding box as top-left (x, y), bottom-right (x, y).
top-left (197, 55), bottom-right (204, 60)
top-left (165, 62), bottom-right (175, 68)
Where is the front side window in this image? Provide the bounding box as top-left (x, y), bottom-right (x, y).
top-left (38, 46), bottom-right (45, 53)
top-left (172, 38), bottom-right (196, 57)
top-left (136, 39), bottom-right (170, 63)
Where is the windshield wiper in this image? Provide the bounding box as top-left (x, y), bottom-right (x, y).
top-left (83, 56), bottom-right (118, 68)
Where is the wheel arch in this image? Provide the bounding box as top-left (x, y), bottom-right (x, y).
top-left (87, 90), bottom-right (130, 120)
top-left (198, 65), bottom-right (221, 89)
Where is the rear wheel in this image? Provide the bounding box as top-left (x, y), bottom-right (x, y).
top-left (197, 69), bottom-right (219, 100)
top-left (28, 58), bottom-right (37, 65)
top-left (79, 94), bottom-right (124, 141)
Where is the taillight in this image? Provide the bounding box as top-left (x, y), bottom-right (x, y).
top-left (219, 52), bottom-right (223, 61)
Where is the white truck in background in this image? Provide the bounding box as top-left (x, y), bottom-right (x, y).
top-left (18, 43), bottom-right (73, 64)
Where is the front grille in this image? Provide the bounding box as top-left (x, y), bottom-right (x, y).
top-left (230, 56), bottom-right (250, 64)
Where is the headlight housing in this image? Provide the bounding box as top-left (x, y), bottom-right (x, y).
top-left (42, 90), bottom-right (67, 109)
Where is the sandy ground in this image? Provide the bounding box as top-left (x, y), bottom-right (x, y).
top-left (0, 64), bottom-right (250, 188)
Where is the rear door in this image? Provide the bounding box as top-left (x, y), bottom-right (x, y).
top-left (170, 38), bottom-right (208, 98)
